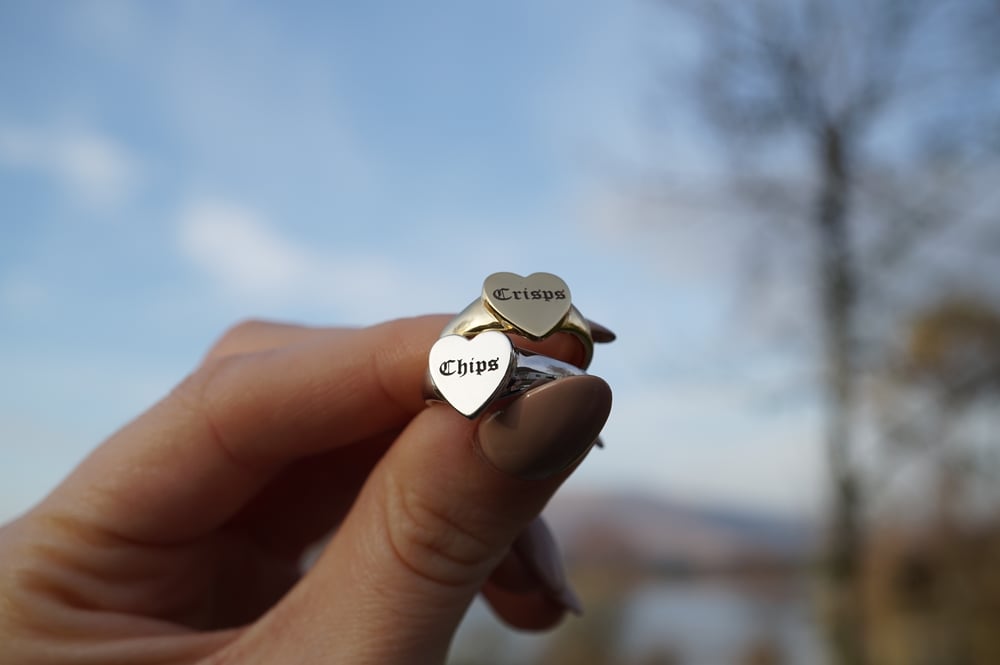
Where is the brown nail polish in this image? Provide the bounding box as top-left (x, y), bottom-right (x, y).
top-left (589, 321), bottom-right (617, 344)
top-left (476, 376), bottom-right (612, 480)
top-left (513, 518), bottom-right (584, 615)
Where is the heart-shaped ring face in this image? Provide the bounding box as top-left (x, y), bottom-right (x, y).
top-left (482, 272), bottom-right (572, 339)
top-left (429, 332), bottom-right (515, 418)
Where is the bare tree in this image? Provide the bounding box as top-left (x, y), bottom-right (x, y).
top-left (649, 1), bottom-right (1000, 663)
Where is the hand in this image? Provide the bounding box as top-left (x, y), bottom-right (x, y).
top-left (0, 316), bottom-right (612, 664)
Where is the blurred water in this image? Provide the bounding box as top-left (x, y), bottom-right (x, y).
top-left (450, 577), bottom-right (824, 665)
top-left (617, 580), bottom-right (824, 664)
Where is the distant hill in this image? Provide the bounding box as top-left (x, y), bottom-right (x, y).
top-left (543, 491), bottom-right (817, 570)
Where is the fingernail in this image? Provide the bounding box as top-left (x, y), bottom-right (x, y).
top-left (476, 376), bottom-right (612, 480)
top-left (588, 320), bottom-right (617, 343)
top-left (513, 518), bottom-right (584, 615)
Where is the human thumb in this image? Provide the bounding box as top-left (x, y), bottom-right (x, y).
top-left (225, 375), bottom-right (611, 664)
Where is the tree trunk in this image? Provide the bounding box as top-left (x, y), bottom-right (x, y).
top-left (815, 122), bottom-right (867, 665)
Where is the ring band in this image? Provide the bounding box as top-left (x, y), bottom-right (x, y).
top-left (441, 298), bottom-right (594, 369)
top-left (425, 331), bottom-right (584, 418)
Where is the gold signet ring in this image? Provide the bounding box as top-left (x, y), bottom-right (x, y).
top-left (441, 272), bottom-right (595, 369)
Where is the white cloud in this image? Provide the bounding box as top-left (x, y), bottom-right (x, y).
top-left (0, 125), bottom-right (140, 210)
top-left (178, 201), bottom-right (308, 296)
top-left (176, 199), bottom-right (431, 322)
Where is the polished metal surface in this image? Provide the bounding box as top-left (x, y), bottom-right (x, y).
top-left (425, 332), bottom-right (584, 419)
top-left (482, 271), bottom-right (572, 338)
top-left (441, 273), bottom-right (595, 369)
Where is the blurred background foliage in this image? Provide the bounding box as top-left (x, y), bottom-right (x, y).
top-left (455, 0), bottom-right (1000, 662)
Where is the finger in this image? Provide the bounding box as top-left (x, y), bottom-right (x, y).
top-left (202, 319), bottom-right (332, 361)
top-left (227, 375), bottom-right (612, 664)
top-left (203, 317), bottom-right (613, 363)
top-left (588, 320), bottom-right (617, 344)
top-left (229, 429), bottom-right (400, 559)
top-left (512, 320), bottom-right (615, 368)
top-left (514, 331), bottom-right (586, 367)
top-left (47, 315), bottom-right (452, 543)
top-left (46, 314), bottom-right (596, 545)
top-left (481, 517), bottom-right (580, 630)
top-left (481, 582), bottom-right (566, 631)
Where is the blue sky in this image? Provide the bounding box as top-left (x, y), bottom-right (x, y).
top-left (0, 1), bottom-right (824, 523)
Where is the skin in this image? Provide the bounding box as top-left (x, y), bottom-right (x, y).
top-left (0, 315), bottom-right (601, 664)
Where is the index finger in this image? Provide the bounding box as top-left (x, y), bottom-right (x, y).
top-left (48, 315), bottom-right (452, 544)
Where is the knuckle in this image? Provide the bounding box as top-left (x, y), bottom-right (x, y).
top-left (170, 354), bottom-right (234, 415)
top-left (205, 318), bottom-right (273, 361)
top-left (0, 518), bottom-right (77, 648)
top-left (381, 474), bottom-right (497, 589)
top-left (166, 355), bottom-right (262, 475)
